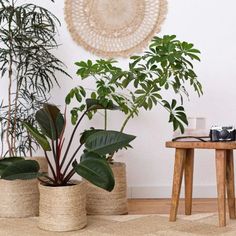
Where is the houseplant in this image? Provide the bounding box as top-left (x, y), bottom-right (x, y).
top-left (0, 157), bottom-right (42, 217)
top-left (0, 0), bottom-right (69, 158)
top-left (66, 35), bottom-right (202, 214)
top-left (24, 102), bottom-right (135, 231)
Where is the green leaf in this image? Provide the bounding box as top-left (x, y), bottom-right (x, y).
top-left (1, 160), bottom-right (42, 180)
top-left (73, 153), bottom-right (115, 191)
top-left (80, 128), bottom-right (103, 145)
top-left (0, 157), bottom-right (25, 166)
top-left (86, 99), bottom-right (120, 111)
top-left (23, 122), bottom-right (51, 151)
top-left (85, 130), bottom-right (136, 155)
top-left (36, 103), bottom-right (65, 140)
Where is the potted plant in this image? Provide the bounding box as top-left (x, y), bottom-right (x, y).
top-left (0, 0), bottom-right (69, 171)
top-left (0, 157), bottom-right (42, 217)
top-left (66, 35), bottom-right (203, 214)
top-left (24, 102), bottom-right (135, 232)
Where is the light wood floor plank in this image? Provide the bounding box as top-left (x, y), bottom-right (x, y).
top-left (128, 198), bottom-right (219, 214)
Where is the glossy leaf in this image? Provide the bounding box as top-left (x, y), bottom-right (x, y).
top-left (73, 153), bottom-right (114, 191)
top-left (36, 104), bottom-right (65, 140)
top-left (23, 122), bottom-right (51, 151)
top-left (1, 160), bottom-right (42, 180)
top-left (85, 130), bottom-right (136, 155)
top-left (0, 157), bottom-right (25, 176)
top-left (80, 128), bottom-right (103, 145)
top-left (86, 99), bottom-right (120, 111)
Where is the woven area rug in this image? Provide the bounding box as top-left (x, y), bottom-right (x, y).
top-left (1, 213), bottom-right (236, 235)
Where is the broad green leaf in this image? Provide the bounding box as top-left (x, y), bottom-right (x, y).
top-left (86, 99), bottom-right (120, 111)
top-left (73, 153), bottom-right (114, 191)
top-left (0, 157), bottom-right (25, 176)
top-left (80, 129), bottom-right (103, 145)
top-left (36, 103), bottom-right (65, 140)
top-left (85, 130), bottom-right (136, 155)
top-left (0, 157), bottom-right (24, 166)
top-left (23, 122), bottom-right (51, 151)
top-left (1, 160), bottom-right (41, 180)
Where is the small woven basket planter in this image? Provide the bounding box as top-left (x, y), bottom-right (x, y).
top-left (0, 179), bottom-right (39, 217)
top-left (38, 181), bottom-right (87, 232)
top-left (86, 162), bottom-right (128, 215)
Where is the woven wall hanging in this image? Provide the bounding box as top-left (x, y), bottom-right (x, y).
top-left (65, 0), bottom-right (168, 58)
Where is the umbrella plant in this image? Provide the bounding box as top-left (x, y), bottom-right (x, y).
top-left (66, 35), bottom-right (202, 163)
top-left (66, 35), bottom-right (202, 134)
top-left (24, 101), bottom-right (135, 191)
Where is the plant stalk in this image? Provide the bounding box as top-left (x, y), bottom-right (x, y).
top-left (60, 110), bottom-right (88, 169)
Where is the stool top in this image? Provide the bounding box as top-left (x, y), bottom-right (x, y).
top-left (166, 141), bottom-right (236, 150)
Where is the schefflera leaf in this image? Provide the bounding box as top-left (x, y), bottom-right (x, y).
top-left (85, 130), bottom-right (136, 155)
top-left (73, 152), bottom-right (114, 191)
top-left (0, 159), bottom-right (42, 180)
top-left (23, 122), bottom-right (51, 151)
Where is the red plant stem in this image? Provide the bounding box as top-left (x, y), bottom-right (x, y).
top-left (44, 151), bottom-right (57, 182)
top-left (61, 143), bottom-right (83, 178)
top-left (51, 139), bottom-right (60, 183)
top-left (43, 175), bottom-right (55, 183)
top-left (63, 169), bottom-right (76, 184)
top-left (60, 110), bottom-right (88, 170)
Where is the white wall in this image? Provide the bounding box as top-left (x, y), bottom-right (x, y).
top-left (1, 0), bottom-right (236, 198)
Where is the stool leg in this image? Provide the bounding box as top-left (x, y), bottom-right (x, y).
top-left (215, 150), bottom-right (226, 227)
top-left (226, 150), bottom-right (236, 219)
top-left (169, 148), bottom-right (186, 222)
top-left (185, 149), bottom-right (194, 215)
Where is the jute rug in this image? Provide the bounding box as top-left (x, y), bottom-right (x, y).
top-left (1, 213), bottom-right (236, 235)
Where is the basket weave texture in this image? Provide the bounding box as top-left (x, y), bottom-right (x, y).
top-left (65, 0), bottom-right (168, 57)
top-left (0, 179), bottom-right (39, 218)
top-left (86, 162), bottom-right (128, 215)
top-left (38, 181), bottom-right (87, 232)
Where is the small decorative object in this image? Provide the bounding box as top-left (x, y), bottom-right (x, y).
top-left (25, 102), bottom-right (135, 231)
top-left (65, 0), bottom-right (168, 57)
top-left (66, 35), bottom-right (202, 215)
top-left (0, 157), bottom-right (42, 217)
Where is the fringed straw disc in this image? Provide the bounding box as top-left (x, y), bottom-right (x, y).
top-left (65, 0), bottom-right (168, 57)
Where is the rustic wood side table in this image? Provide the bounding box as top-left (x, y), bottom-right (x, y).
top-left (166, 141), bottom-right (236, 227)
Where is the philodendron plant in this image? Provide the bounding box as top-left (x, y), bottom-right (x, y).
top-left (0, 157), bottom-right (41, 180)
top-left (24, 102), bottom-right (135, 191)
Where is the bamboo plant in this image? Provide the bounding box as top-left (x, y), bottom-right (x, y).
top-left (0, 0), bottom-right (69, 157)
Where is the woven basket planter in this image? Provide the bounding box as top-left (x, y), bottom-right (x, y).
top-left (86, 162), bottom-right (128, 215)
top-left (0, 179), bottom-right (39, 217)
top-left (38, 181), bottom-right (87, 232)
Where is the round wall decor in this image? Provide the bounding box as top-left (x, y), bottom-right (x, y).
top-left (65, 0), bottom-right (167, 58)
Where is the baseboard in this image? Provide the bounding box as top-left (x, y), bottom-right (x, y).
top-left (128, 185), bottom-right (218, 198)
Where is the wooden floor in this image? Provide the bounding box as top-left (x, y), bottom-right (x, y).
top-left (128, 198), bottom-right (219, 214)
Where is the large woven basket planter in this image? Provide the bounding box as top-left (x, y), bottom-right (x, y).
top-left (38, 181), bottom-right (87, 232)
top-left (86, 162), bottom-right (128, 215)
top-left (29, 156), bottom-right (48, 173)
top-left (0, 179), bottom-right (39, 217)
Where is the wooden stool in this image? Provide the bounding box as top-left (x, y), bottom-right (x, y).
top-left (166, 141), bottom-right (236, 227)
